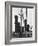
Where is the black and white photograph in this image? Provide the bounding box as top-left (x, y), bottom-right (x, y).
top-left (5, 2), bottom-right (37, 44)
top-left (12, 7), bottom-right (34, 38)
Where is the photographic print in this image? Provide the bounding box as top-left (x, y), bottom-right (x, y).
top-left (5, 2), bottom-right (37, 44)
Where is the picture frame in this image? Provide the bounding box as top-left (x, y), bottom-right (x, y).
top-left (5, 1), bottom-right (37, 44)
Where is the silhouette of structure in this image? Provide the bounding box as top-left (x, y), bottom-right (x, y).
top-left (12, 15), bottom-right (32, 38)
top-left (15, 15), bottom-right (21, 33)
top-left (24, 19), bottom-right (27, 31)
